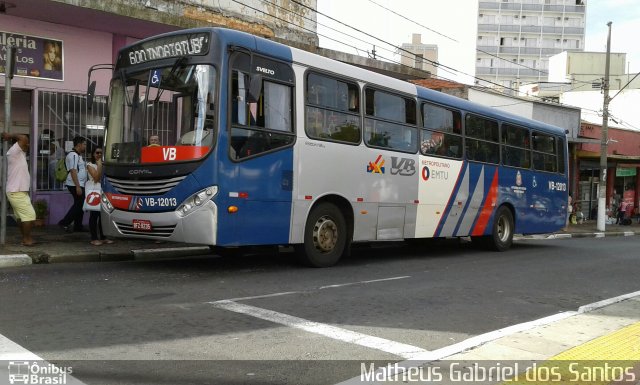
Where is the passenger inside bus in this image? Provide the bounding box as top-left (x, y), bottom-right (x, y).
top-left (148, 135), bottom-right (161, 146)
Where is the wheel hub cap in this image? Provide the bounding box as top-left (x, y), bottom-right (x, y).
top-left (313, 215), bottom-right (338, 252)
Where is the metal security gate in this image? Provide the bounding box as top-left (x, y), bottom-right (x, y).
top-left (37, 91), bottom-right (107, 191)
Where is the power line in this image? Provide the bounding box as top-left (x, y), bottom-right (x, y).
top-left (363, 0), bottom-right (578, 82)
top-left (610, 71), bottom-right (640, 101)
top-left (233, 0), bottom-right (593, 109)
top-left (365, 0), bottom-right (458, 43)
top-left (290, 0), bottom-right (541, 97)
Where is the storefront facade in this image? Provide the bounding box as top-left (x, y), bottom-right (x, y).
top-left (574, 122), bottom-right (640, 220)
top-left (1, 7), bottom-right (177, 224)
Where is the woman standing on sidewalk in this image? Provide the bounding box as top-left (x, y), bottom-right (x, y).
top-left (86, 147), bottom-right (114, 246)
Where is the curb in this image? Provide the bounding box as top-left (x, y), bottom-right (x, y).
top-left (45, 246), bottom-right (211, 264)
top-left (517, 231), bottom-right (638, 240)
top-left (0, 254), bottom-right (33, 268)
top-left (132, 246), bottom-right (211, 260)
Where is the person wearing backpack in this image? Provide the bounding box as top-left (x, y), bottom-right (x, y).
top-left (58, 136), bottom-right (88, 232)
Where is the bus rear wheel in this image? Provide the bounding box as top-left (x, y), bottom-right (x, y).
top-left (471, 206), bottom-right (514, 251)
top-left (297, 202), bottom-right (347, 267)
top-left (488, 206), bottom-right (514, 251)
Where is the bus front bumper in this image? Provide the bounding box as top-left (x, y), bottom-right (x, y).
top-left (101, 200), bottom-right (218, 245)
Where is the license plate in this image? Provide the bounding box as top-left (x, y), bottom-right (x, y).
top-left (132, 219), bottom-right (152, 231)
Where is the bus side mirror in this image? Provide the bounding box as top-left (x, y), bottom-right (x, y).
top-left (248, 74), bottom-right (263, 103)
top-left (86, 63), bottom-right (114, 110)
top-left (87, 81), bottom-right (96, 109)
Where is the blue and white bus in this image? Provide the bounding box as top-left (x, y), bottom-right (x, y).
top-left (100, 27), bottom-right (568, 267)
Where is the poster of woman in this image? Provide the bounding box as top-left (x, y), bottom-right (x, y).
top-left (43, 40), bottom-right (62, 71)
top-left (0, 31), bottom-right (63, 80)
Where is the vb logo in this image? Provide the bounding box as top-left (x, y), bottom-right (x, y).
top-left (162, 148), bottom-right (177, 160)
top-left (390, 157), bottom-right (416, 176)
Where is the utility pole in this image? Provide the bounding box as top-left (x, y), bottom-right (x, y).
top-left (597, 22), bottom-right (612, 232)
top-left (2, 46), bottom-right (17, 244)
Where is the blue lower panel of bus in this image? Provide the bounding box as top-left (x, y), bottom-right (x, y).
top-left (215, 149), bottom-right (293, 246)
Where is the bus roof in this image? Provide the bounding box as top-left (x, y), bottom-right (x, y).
top-left (124, 27), bottom-right (567, 137)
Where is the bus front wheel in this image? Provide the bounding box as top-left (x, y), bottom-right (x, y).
top-left (297, 202), bottom-right (347, 267)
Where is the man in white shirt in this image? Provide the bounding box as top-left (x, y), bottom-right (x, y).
top-left (1, 132), bottom-right (36, 245)
top-left (58, 136), bottom-right (87, 232)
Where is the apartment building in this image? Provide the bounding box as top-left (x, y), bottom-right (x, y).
top-left (475, 0), bottom-right (586, 93)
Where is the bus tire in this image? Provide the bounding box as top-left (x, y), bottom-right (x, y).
top-left (488, 205), bottom-right (514, 251)
top-left (297, 202), bottom-right (347, 267)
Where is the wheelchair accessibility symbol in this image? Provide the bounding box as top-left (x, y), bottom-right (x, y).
top-left (150, 69), bottom-right (161, 86)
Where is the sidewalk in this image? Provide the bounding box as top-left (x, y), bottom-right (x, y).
top-left (345, 292), bottom-right (640, 384)
top-left (0, 224), bottom-right (211, 268)
top-left (1, 219), bottom-right (638, 268)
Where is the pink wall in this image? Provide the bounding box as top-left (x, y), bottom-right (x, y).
top-left (1, 14), bottom-right (114, 96)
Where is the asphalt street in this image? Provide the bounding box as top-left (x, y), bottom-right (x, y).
top-left (1, 236), bottom-right (639, 384)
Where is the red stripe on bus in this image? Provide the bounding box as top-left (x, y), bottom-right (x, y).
top-left (472, 169), bottom-right (499, 236)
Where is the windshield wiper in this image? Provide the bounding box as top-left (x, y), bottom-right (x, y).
top-left (154, 56), bottom-right (188, 104)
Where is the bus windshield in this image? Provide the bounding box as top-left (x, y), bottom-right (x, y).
top-left (105, 63), bottom-right (217, 165)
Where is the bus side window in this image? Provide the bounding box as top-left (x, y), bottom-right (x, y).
top-left (305, 72), bottom-right (361, 144)
top-left (229, 53), bottom-right (295, 160)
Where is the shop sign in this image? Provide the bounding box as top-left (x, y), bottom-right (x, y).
top-left (616, 167), bottom-right (637, 177)
top-left (0, 31), bottom-right (64, 81)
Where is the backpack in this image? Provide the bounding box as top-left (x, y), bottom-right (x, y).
top-left (54, 157), bottom-right (68, 182)
top-left (54, 151), bottom-right (78, 182)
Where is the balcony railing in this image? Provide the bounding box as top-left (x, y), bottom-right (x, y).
top-left (563, 27), bottom-right (584, 35)
top-left (478, 24), bottom-right (499, 32)
top-left (477, 45), bottom-right (499, 54)
top-left (475, 67), bottom-right (543, 78)
top-left (520, 25), bottom-right (541, 33)
top-left (478, 1), bottom-right (499, 9)
top-left (522, 4), bottom-right (543, 11)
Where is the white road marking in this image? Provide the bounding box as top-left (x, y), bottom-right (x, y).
top-left (319, 276), bottom-right (410, 290)
top-left (210, 300), bottom-right (429, 359)
top-left (222, 291), bottom-right (300, 302)
top-left (220, 276), bottom-right (412, 302)
top-left (337, 290), bottom-right (640, 384)
top-left (0, 334), bottom-right (87, 384)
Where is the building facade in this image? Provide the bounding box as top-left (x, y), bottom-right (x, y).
top-left (475, 0), bottom-right (586, 93)
top-left (400, 33), bottom-right (438, 77)
top-left (1, 0), bottom-right (431, 226)
top-left (575, 122), bottom-right (640, 221)
top-left (0, 0), bottom-right (318, 225)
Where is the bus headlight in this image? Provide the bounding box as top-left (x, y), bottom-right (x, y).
top-left (176, 186), bottom-right (218, 218)
top-left (102, 193), bottom-right (114, 213)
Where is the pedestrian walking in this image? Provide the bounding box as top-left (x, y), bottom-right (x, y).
top-left (1, 132), bottom-right (36, 246)
top-left (58, 136), bottom-right (87, 232)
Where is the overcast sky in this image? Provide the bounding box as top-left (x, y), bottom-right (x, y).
top-left (316, 0), bottom-right (640, 84)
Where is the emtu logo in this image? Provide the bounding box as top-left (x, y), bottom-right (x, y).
top-left (422, 166), bottom-right (430, 181)
top-left (367, 155), bottom-right (385, 174)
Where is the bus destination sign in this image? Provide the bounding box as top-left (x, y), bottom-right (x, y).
top-left (119, 33), bottom-right (209, 67)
